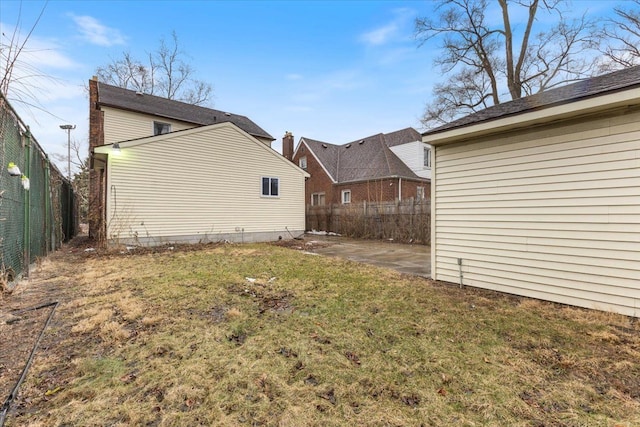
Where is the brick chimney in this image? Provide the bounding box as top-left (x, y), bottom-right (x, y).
top-left (88, 76), bottom-right (105, 241)
top-left (89, 76), bottom-right (103, 153)
top-left (282, 131), bottom-right (294, 161)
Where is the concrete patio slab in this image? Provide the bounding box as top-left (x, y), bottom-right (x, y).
top-left (304, 235), bottom-right (431, 277)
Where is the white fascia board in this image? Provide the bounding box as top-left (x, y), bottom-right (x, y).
top-left (424, 89), bottom-right (640, 146)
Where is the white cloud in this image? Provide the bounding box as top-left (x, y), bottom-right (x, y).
top-left (0, 23), bottom-right (78, 69)
top-left (286, 73), bottom-right (303, 80)
top-left (359, 7), bottom-right (416, 46)
top-left (70, 14), bottom-right (126, 47)
top-left (360, 22), bottom-right (398, 46)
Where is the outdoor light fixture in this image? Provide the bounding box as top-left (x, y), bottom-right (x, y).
top-left (112, 142), bottom-right (121, 154)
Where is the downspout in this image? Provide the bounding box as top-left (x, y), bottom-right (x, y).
top-left (23, 127), bottom-right (32, 276)
top-left (430, 146), bottom-right (437, 280)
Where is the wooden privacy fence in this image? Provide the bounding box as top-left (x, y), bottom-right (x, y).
top-left (306, 199), bottom-right (430, 244)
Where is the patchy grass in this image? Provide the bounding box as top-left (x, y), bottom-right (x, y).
top-left (3, 243), bottom-right (639, 426)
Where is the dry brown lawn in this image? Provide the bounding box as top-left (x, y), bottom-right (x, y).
top-left (1, 238), bottom-right (638, 426)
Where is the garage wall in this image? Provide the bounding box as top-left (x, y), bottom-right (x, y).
top-left (432, 108), bottom-right (640, 317)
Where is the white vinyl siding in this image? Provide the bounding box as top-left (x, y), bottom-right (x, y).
top-left (102, 107), bottom-right (195, 144)
top-left (389, 141), bottom-right (432, 179)
top-left (104, 123), bottom-right (306, 241)
top-left (431, 109), bottom-right (640, 317)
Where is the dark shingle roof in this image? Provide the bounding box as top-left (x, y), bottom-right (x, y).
top-left (302, 127), bottom-right (422, 183)
top-left (383, 127), bottom-right (422, 147)
top-left (425, 65), bottom-right (640, 135)
top-left (97, 82), bottom-right (274, 140)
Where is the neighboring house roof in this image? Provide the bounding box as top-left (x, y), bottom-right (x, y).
top-left (96, 81), bottom-right (274, 141)
top-left (425, 65), bottom-right (640, 135)
top-left (300, 127), bottom-right (423, 183)
top-left (383, 127), bottom-right (422, 147)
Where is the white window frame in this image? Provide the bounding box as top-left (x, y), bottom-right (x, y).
top-left (261, 176), bottom-right (279, 197)
top-left (417, 186), bottom-right (425, 200)
top-left (311, 192), bottom-right (325, 206)
top-left (341, 189), bottom-right (351, 204)
top-left (299, 156), bottom-right (308, 170)
top-left (154, 121), bottom-right (172, 136)
top-left (423, 145), bottom-right (431, 168)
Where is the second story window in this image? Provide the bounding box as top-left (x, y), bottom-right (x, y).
top-left (299, 156), bottom-right (307, 170)
top-left (423, 145), bottom-right (431, 168)
top-left (154, 121), bottom-right (172, 135)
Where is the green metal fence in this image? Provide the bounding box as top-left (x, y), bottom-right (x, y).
top-left (0, 93), bottom-right (76, 286)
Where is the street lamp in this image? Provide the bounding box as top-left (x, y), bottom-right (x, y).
top-left (60, 124), bottom-right (76, 240)
top-left (59, 124), bottom-right (76, 181)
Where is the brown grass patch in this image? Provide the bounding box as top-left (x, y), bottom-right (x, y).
top-left (1, 242), bottom-right (638, 427)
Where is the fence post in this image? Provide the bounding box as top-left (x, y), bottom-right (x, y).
top-left (44, 157), bottom-right (53, 252)
top-left (23, 127), bottom-right (32, 276)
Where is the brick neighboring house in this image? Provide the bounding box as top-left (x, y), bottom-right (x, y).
top-left (285, 128), bottom-right (431, 207)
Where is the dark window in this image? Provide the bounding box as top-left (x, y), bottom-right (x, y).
top-left (154, 121), bottom-right (172, 135)
top-left (311, 192), bottom-right (325, 206)
top-left (262, 177), bottom-right (279, 197)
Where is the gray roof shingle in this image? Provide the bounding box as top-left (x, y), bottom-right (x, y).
top-left (302, 127), bottom-right (423, 183)
top-left (425, 65), bottom-right (640, 135)
top-left (97, 82), bottom-right (274, 140)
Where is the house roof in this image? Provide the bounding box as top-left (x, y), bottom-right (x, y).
top-left (301, 127), bottom-right (423, 183)
top-left (425, 65), bottom-right (640, 135)
top-left (96, 81), bottom-right (274, 141)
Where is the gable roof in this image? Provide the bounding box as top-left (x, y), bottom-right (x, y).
top-left (96, 81), bottom-right (274, 141)
top-left (425, 65), bottom-right (640, 135)
top-left (300, 127), bottom-right (423, 183)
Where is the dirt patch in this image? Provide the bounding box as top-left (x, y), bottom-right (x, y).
top-left (270, 237), bottom-right (332, 251)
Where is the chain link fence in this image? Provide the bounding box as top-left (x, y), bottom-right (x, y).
top-left (1, 93), bottom-right (76, 287)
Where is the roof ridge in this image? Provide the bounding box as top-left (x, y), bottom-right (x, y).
top-left (96, 80), bottom-right (274, 140)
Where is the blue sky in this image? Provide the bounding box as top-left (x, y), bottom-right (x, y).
top-left (0, 0), bottom-right (615, 173)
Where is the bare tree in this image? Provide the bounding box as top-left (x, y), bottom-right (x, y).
top-left (415, 0), bottom-right (598, 128)
top-left (597, 0), bottom-right (640, 72)
top-left (96, 31), bottom-right (213, 106)
top-left (0, 1), bottom-right (57, 114)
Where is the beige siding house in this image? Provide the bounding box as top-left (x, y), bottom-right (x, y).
top-left (89, 78), bottom-right (308, 244)
top-left (424, 66), bottom-right (640, 318)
